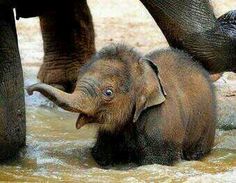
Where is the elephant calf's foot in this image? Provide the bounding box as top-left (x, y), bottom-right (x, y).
top-left (37, 58), bottom-right (80, 93)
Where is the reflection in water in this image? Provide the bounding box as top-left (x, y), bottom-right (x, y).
top-left (0, 106), bottom-right (235, 182)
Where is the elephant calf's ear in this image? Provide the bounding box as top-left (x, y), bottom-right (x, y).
top-left (133, 58), bottom-right (166, 123)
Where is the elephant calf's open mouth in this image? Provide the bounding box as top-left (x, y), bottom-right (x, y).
top-left (76, 113), bottom-right (95, 129)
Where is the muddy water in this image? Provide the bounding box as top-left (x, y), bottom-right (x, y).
top-left (1, 0), bottom-right (235, 181)
top-left (0, 67), bottom-right (235, 182)
top-left (1, 109), bottom-right (236, 182)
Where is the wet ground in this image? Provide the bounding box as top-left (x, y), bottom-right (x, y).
top-left (1, 0), bottom-right (236, 182)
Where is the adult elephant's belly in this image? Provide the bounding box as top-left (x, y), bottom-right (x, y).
top-left (15, 0), bottom-right (59, 18)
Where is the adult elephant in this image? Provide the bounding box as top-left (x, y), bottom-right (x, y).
top-left (0, 0), bottom-right (235, 161)
top-left (141, 0), bottom-right (236, 73)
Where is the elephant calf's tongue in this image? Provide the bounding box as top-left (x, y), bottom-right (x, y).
top-left (76, 114), bottom-right (95, 129)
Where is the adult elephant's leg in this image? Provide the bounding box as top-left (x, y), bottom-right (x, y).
top-left (69, 0), bottom-right (95, 83)
top-left (38, 0), bottom-right (95, 92)
top-left (0, 7), bottom-right (26, 161)
top-left (38, 4), bottom-right (75, 92)
top-left (140, 0), bottom-right (236, 73)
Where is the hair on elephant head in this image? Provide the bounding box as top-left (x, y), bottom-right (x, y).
top-left (27, 44), bottom-right (166, 132)
top-left (27, 43), bottom-right (216, 166)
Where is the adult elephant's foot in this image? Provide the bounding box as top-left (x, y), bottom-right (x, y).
top-left (38, 0), bottom-right (95, 93)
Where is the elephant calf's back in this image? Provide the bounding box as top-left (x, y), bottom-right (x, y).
top-left (147, 49), bottom-right (216, 160)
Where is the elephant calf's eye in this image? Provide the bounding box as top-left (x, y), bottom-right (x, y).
top-left (103, 89), bottom-right (113, 97)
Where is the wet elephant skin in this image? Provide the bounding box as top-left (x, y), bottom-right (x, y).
top-left (140, 0), bottom-right (236, 73)
top-left (27, 44), bottom-right (216, 166)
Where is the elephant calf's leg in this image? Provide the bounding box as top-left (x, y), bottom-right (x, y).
top-left (0, 7), bottom-right (26, 161)
top-left (38, 0), bottom-right (95, 92)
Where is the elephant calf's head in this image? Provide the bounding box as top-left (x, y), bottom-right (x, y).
top-left (27, 44), bottom-right (166, 132)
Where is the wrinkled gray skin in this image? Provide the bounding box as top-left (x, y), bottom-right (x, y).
top-left (0, 0), bottom-right (235, 161)
top-left (27, 44), bottom-right (216, 166)
top-left (0, 7), bottom-right (26, 161)
top-left (141, 0), bottom-right (236, 73)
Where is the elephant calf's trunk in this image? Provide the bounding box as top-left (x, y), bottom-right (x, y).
top-left (27, 83), bottom-right (79, 112)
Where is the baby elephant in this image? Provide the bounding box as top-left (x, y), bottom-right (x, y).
top-left (27, 44), bottom-right (216, 166)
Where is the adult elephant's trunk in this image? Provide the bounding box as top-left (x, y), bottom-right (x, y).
top-left (140, 0), bottom-right (236, 73)
top-left (27, 83), bottom-right (93, 114)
